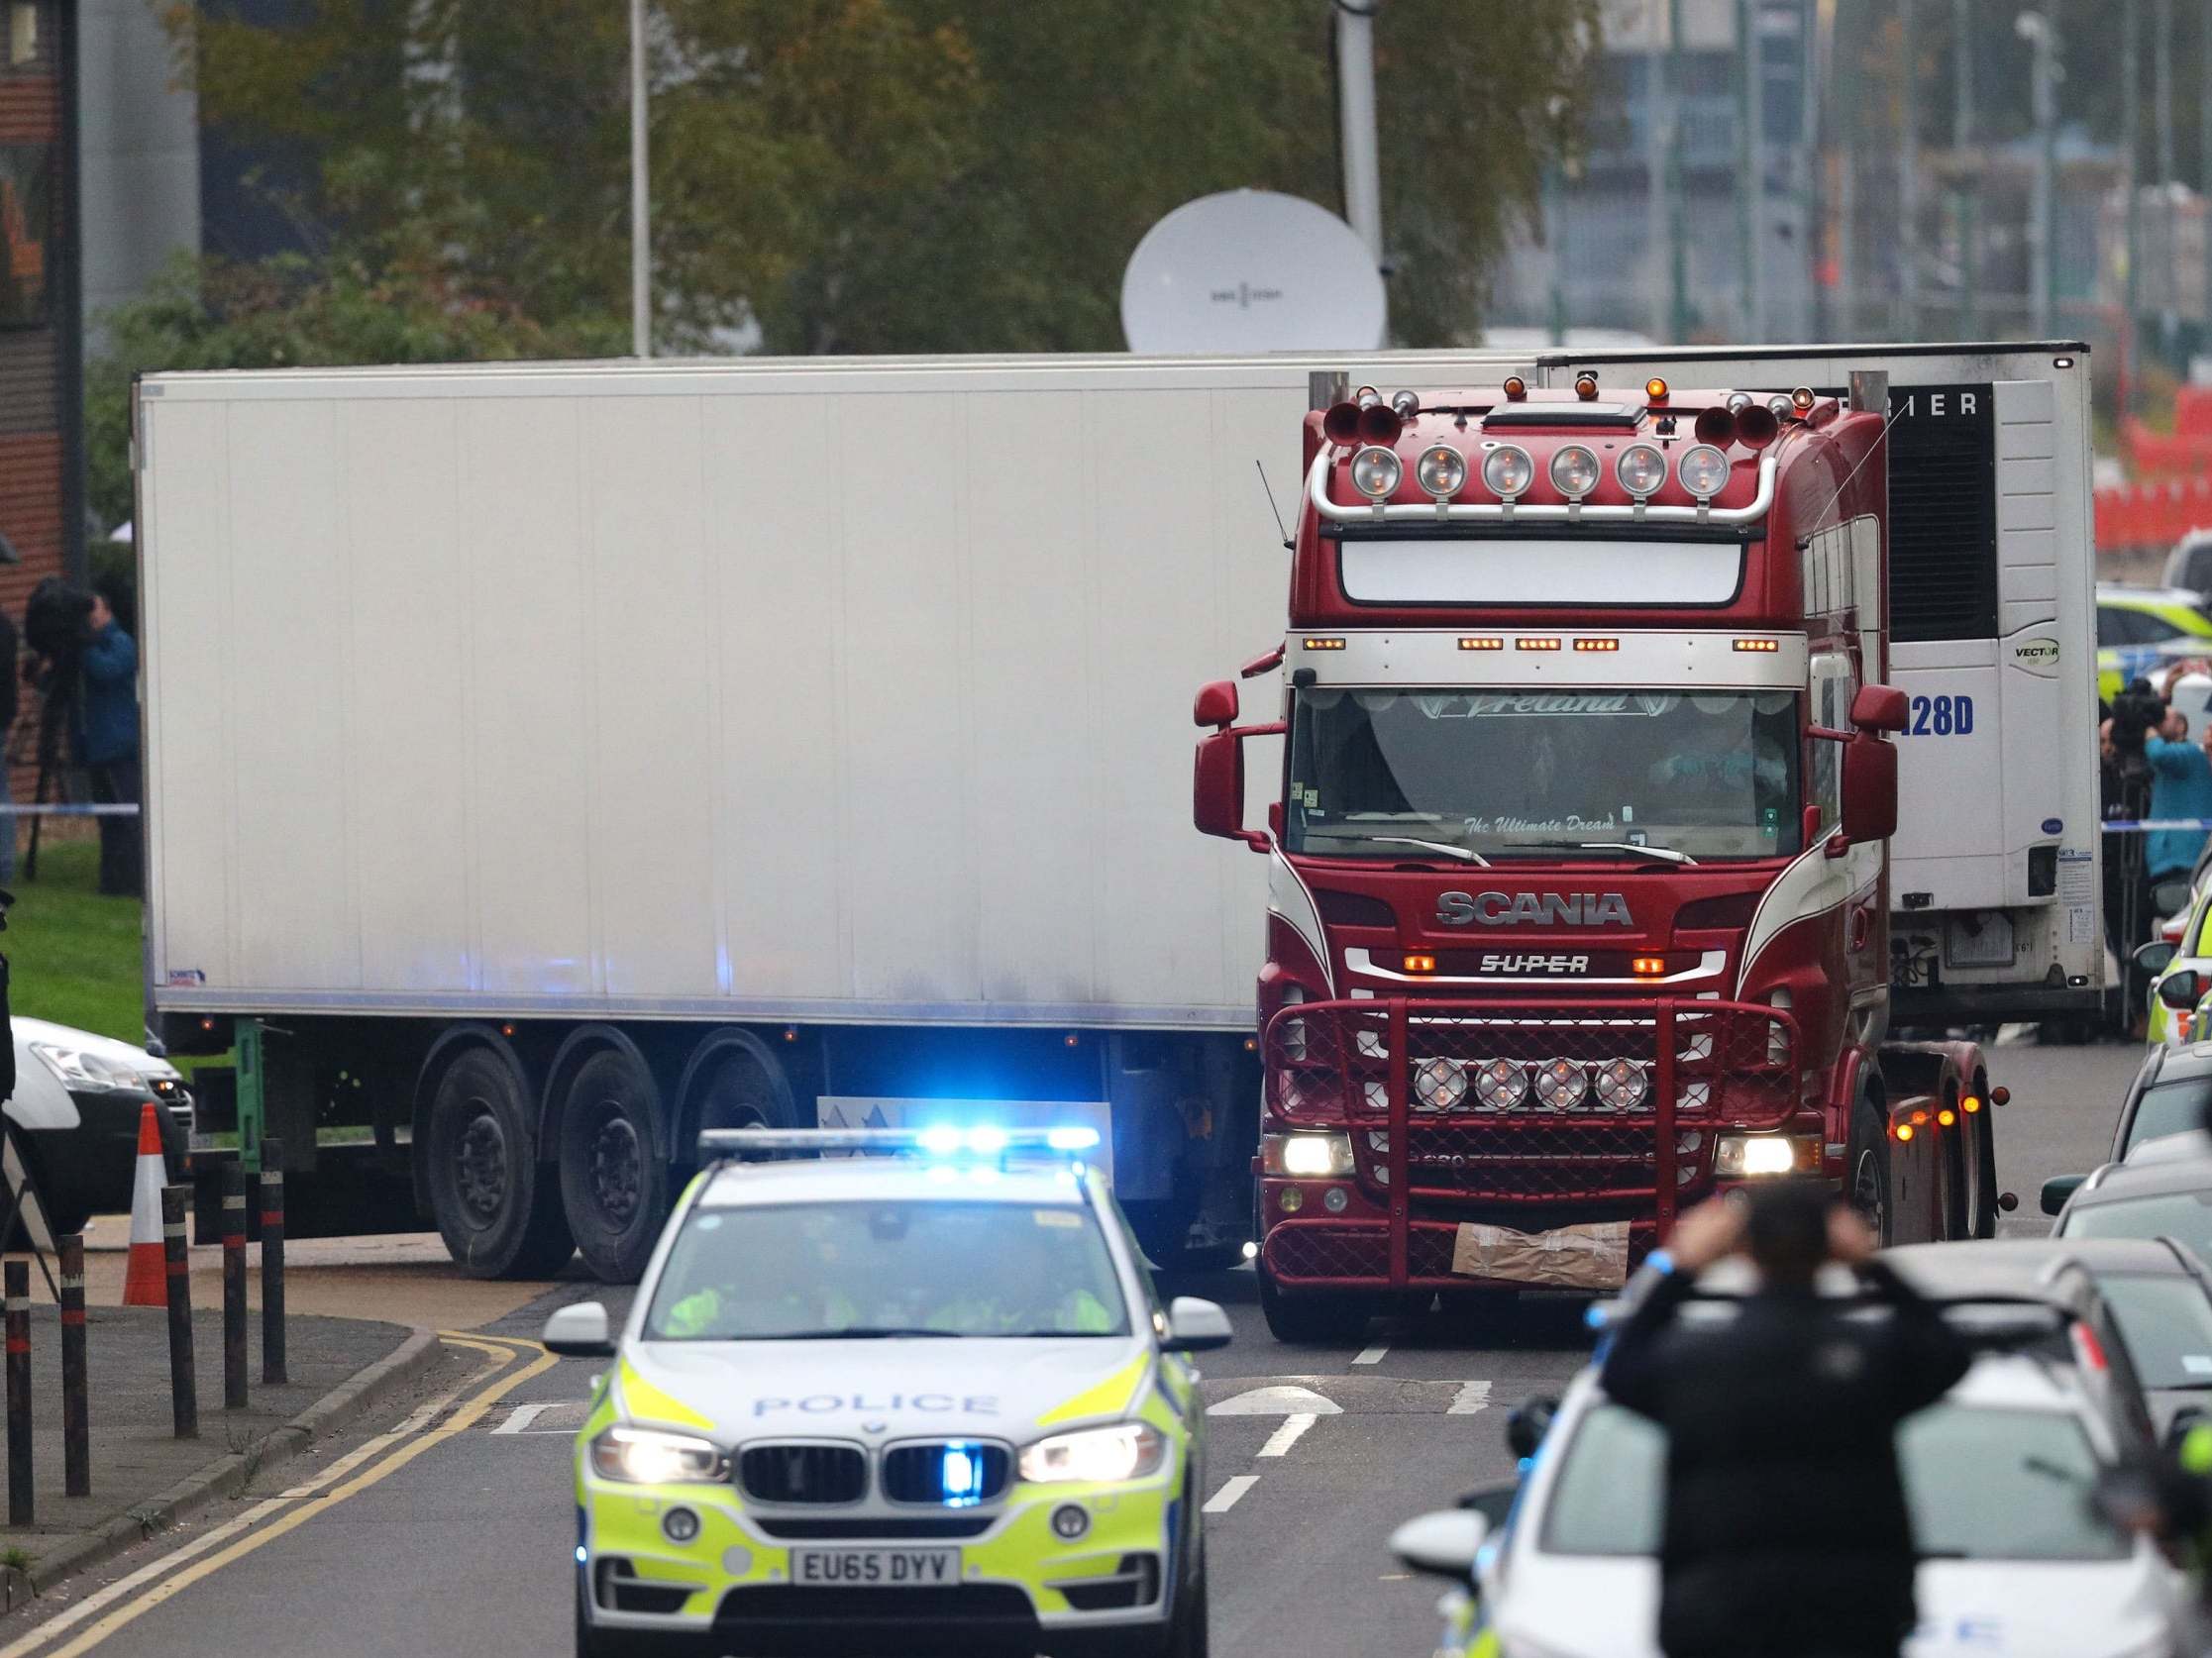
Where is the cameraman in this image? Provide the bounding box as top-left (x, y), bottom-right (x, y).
top-left (2144, 701), bottom-right (2212, 929)
top-left (75, 588), bottom-right (139, 898)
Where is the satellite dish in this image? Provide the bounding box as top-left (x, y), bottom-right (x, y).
top-left (1120, 190), bottom-right (1385, 354)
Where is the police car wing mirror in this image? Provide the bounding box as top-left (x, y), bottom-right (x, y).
top-left (543, 1300), bottom-right (616, 1359)
top-left (1161, 1296), bottom-right (1232, 1354)
top-left (2158, 969), bottom-right (2205, 1011)
top-left (1456, 1480), bottom-right (1519, 1532)
top-left (1505, 1394), bottom-right (1558, 1460)
top-left (2136, 940), bottom-right (2179, 977)
top-left (1389, 1508), bottom-right (1487, 1581)
top-left (1849, 683), bottom-right (1909, 734)
top-left (2040, 1175), bottom-right (2085, 1217)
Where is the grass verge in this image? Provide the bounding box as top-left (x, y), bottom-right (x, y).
top-left (6, 838), bottom-right (145, 1044)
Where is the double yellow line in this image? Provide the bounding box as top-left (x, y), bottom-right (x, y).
top-left (0, 1332), bottom-right (559, 1658)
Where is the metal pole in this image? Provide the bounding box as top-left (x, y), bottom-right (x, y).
top-left (59, 1234), bottom-right (86, 1499)
top-left (2127, 0), bottom-right (2143, 357)
top-left (629, 0), bottom-right (651, 359)
top-left (1667, 0), bottom-right (1690, 343)
top-left (221, 1164), bottom-right (247, 1410)
top-left (2158, 0), bottom-right (2177, 351)
top-left (1804, 0), bottom-right (1827, 340)
top-left (1335, 0), bottom-right (1386, 269)
top-left (5, 1261), bottom-right (28, 1525)
top-left (1900, 0), bottom-right (1919, 338)
top-left (261, 1137), bottom-right (286, 1386)
top-left (1955, 0), bottom-right (1977, 335)
top-left (2028, 5), bottom-right (2058, 339)
top-left (1738, 0), bottom-right (1759, 340)
top-left (161, 1186), bottom-right (196, 1439)
top-left (1648, 0), bottom-right (1669, 340)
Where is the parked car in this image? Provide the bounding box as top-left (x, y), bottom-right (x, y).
top-left (8, 1017), bottom-right (190, 1235)
top-left (2133, 915), bottom-right (2212, 1046)
top-left (1390, 1307), bottom-right (2189, 1658)
top-left (2098, 583), bottom-right (2212, 700)
top-left (1886, 1238), bottom-right (2212, 1436)
top-left (2162, 528), bottom-right (2212, 598)
top-left (2107, 1041), bottom-right (2212, 1161)
top-left (2045, 1150), bottom-right (2212, 1269)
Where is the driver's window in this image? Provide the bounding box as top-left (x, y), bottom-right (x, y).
top-left (1809, 655), bottom-right (1855, 832)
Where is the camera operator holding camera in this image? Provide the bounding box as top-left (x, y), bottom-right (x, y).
top-left (2105, 681), bottom-right (2164, 964)
top-left (77, 587), bottom-right (140, 898)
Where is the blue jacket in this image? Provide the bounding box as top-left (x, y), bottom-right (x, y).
top-left (75, 622), bottom-right (139, 767)
top-left (2146, 736), bottom-right (2212, 878)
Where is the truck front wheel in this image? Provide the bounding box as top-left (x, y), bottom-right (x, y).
top-left (1845, 1099), bottom-right (1895, 1248)
top-left (426, 1048), bottom-right (574, 1280)
top-left (558, 1049), bottom-right (671, 1284)
top-left (1256, 1261), bottom-right (1372, 1345)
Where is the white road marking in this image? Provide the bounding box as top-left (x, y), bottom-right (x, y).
top-left (1208, 1384), bottom-right (1342, 1416)
top-left (492, 1400), bottom-right (554, 1435)
top-left (1350, 1345), bottom-right (1389, 1366)
top-left (1447, 1381), bottom-right (1493, 1414)
top-left (1204, 1474), bottom-right (1260, 1513)
top-left (1256, 1412), bottom-right (1318, 1458)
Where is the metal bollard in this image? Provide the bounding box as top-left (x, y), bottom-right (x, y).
top-left (260, 1138), bottom-right (285, 1386)
top-left (59, 1234), bottom-right (87, 1498)
top-left (5, 1259), bottom-right (29, 1524)
top-left (160, 1186), bottom-right (197, 1439)
top-left (221, 1166), bottom-right (248, 1410)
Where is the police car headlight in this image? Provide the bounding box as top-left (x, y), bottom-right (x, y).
top-left (1018, 1421), bottom-right (1167, 1485)
top-left (590, 1425), bottom-right (727, 1485)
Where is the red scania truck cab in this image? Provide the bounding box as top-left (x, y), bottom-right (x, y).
top-left (1195, 372), bottom-right (1997, 1341)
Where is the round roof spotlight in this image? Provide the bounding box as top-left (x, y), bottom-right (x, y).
top-left (1616, 443), bottom-right (1667, 498)
top-left (1390, 388), bottom-right (1422, 419)
top-left (1481, 444), bottom-right (1534, 498)
top-left (1676, 444), bottom-right (1732, 500)
top-left (1416, 444), bottom-right (1467, 498)
top-left (1350, 446), bottom-right (1403, 501)
top-left (1790, 386), bottom-right (1817, 412)
top-left (1573, 372), bottom-right (1600, 401)
top-left (1549, 445), bottom-right (1601, 499)
top-left (1501, 375), bottom-right (1528, 400)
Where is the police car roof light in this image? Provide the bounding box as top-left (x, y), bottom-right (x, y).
top-left (695, 1126), bottom-right (1101, 1161)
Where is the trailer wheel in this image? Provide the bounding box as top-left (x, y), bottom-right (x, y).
top-left (1256, 1262), bottom-right (1372, 1345)
top-left (426, 1048), bottom-right (574, 1280)
top-left (1845, 1099), bottom-right (1894, 1248)
top-left (558, 1048), bottom-right (671, 1284)
top-left (1969, 1094), bottom-right (2000, 1240)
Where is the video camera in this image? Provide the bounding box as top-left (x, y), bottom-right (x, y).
top-left (2109, 679), bottom-right (2166, 771)
top-left (22, 578), bottom-right (92, 668)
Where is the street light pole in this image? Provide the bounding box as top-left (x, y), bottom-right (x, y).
top-left (1953, 0), bottom-right (1976, 335)
top-left (1899, 0), bottom-right (1918, 338)
top-left (630, 0), bottom-right (651, 359)
top-left (2020, 4), bottom-right (2058, 339)
top-left (1335, 0), bottom-right (1386, 269)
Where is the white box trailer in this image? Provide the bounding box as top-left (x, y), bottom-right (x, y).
top-left (1527, 345), bottom-right (2102, 1026)
top-left (135, 345), bottom-right (2096, 1281)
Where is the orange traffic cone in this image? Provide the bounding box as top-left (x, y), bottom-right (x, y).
top-left (121, 1102), bottom-right (168, 1307)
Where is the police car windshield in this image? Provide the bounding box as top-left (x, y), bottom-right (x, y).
top-left (644, 1199), bottom-right (1130, 1341)
top-left (2060, 1191), bottom-right (2212, 1263)
top-left (1286, 688), bottom-right (1801, 862)
top-left (2122, 1078), bottom-right (2212, 1154)
top-left (1545, 1401), bottom-right (2127, 1561)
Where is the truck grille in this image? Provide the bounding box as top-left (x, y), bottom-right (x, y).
top-left (737, 1443), bottom-right (866, 1505)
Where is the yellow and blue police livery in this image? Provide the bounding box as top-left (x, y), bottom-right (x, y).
top-left (547, 1125), bottom-right (1230, 1658)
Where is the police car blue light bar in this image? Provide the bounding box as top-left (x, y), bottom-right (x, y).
top-left (696, 1126), bottom-right (1101, 1161)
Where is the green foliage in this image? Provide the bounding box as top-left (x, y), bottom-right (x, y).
top-left (160, 0), bottom-right (1594, 359)
top-left (7, 840), bottom-right (145, 1045)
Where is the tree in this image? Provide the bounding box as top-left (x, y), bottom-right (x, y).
top-left (171, 0), bottom-right (1597, 354)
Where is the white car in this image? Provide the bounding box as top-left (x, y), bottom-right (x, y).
top-left (9, 1016), bottom-right (190, 1234)
top-left (544, 1126), bottom-right (1231, 1658)
top-left (1393, 1349), bottom-right (2194, 1658)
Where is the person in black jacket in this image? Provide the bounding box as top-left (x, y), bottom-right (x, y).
top-left (1600, 1184), bottom-right (1972, 1658)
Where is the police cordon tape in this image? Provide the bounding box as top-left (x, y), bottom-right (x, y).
top-left (0, 805), bottom-right (138, 816)
top-left (2103, 820), bottom-right (2212, 831)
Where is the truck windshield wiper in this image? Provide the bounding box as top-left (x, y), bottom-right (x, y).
top-left (1364, 836), bottom-right (1491, 866)
top-left (1510, 839), bottom-right (1699, 868)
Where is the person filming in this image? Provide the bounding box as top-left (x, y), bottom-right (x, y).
top-left (1600, 1185), bottom-right (1970, 1658)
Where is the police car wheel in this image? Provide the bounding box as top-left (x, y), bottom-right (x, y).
top-left (558, 1048), bottom-right (671, 1284)
top-left (1256, 1264), bottom-right (1371, 1345)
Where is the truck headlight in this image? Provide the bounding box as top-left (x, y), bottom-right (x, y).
top-left (1713, 1133), bottom-right (1815, 1178)
top-left (1018, 1421), bottom-right (1166, 1485)
top-left (1261, 1131), bottom-right (1355, 1178)
top-left (30, 1042), bottom-right (147, 1092)
top-left (589, 1425), bottom-right (726, 1485)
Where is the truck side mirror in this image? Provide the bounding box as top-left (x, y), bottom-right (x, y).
top-left (2158, 969), bottom-right (2205, 1011)
top-left (1839, 736), bottom-right (1899, 845)
top-left (1849, 683), bottom-right (1909, 733)
top-left (1194, 678), bottom-right (1239, 729)
top-left (2136, 940), bottom-right (2179, 978)
top-left (1194, 730), bottom-right (1264, 851)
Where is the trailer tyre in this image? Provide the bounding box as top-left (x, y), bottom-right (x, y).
top-left (1845, 1098), bottom-right (1895, 1248)
top-left (426, 1048), bottom-right (575, 1280)
top-left (559, 1049), bottom-right (671, 1285)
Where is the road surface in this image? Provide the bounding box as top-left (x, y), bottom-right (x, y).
top-left (0, 1033), bottom-right (2141, 1658)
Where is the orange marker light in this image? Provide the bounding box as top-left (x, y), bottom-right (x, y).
top-left (1303, 637), bottom-right (1346, 650)
top-left (1893, 1122), bottom-right (1914, 1142)
top-left (1633, 956), bottom-right (1666, 977)
top-left (1733, 638), bottom-right (1781, 653)
top-left (1573, 638), bottom-right (1621, 653)
top-left (1990, 1086), bottom-right (2010, 1106)
top-left (1502, 375), bottom-right (1527, 399)
top-left (1403, 954), bottom-right (1437, 974)
top-left (1574, 373), bottom-right (1600, 401)
top-left (1517, 637), bottom-right (1562, 652)
top-left (1911, 1109), bottom-right (1929, 1126)
top-left (1937, 1108), bottom-right (1956, 1127)
top-left (1064, 1033), bottom-right (1080, 1047)
top-left (1243, 1037), bottom-right (1258, 1052)
top-left (1645, 377), bottom-right (1670, 402)
top-left (1458, 636), bottom-right (1505, 651)
top-left (1962, 1094), bottom-right (1982, 1113)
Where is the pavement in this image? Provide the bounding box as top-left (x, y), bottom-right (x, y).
top-left (0, 1031), bottom-right (2147, 1658)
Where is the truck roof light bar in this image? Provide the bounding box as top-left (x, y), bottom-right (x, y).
top-left (1308, 452), bottom-right (1778, 526)
top-left (697, 1126), bottom-right (1101, 1161)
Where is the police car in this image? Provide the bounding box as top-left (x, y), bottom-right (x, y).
top-left (1388, 1308), bottom-right (2197, 1658)
top-left (544, 1126), bottom-right (1230, 1658)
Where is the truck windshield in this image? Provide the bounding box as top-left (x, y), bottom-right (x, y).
top-left (1286, 687), bottom-right (1801, 862)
